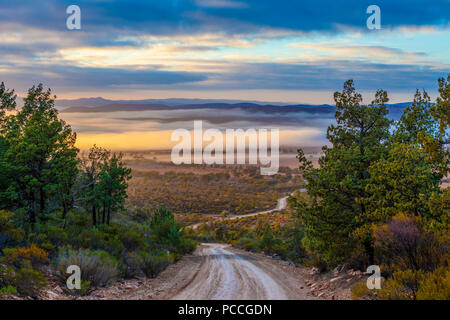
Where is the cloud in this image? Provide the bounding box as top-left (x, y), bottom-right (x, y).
top-left (0, 1), bottom-right (448, 100)
top-left (0, 0), bottom-right (448, 37)
top-left (0, 65), bottom-right (207, 92)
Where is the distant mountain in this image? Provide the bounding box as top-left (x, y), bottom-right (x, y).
top-left (56, 97), bottom-right (290, 108)
top-left (59, 102), bottom-right (337, 114)
top-left (59, 100), bottom-right (411, 119)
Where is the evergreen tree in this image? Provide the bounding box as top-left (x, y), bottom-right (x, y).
top-left (291, 80), bottom-right (391, 266)
top-left (0, 84), bottom-right (78, 224)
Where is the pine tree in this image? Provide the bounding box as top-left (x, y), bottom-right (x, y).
top-left (291, 80), bottom-right (391, 266)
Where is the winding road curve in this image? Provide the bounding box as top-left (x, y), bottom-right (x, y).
top-left (190, 189), bottom-right (305, 230)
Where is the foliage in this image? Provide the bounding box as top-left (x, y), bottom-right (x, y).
top-left (138, 251), bottom-right (175, 278)
top-left (56, 247), bottom-right (119, 287)
top-left (291, 80), bottom-right (391, 267)
top-left (2, 244), bottom-right (48, 269)
top-left (373, 214), bottom-right (447, 273)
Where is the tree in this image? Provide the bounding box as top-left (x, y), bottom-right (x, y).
top-left (0, 84), bottom-right (78, 225)
top-left (78, 145), bottom-right (110, 226)
top-left (425, 76), bottom-right (450, 175)
top-left (363, 78), bottom-right (449, 228)
top-left (363, 143), bottom-right (441, 223)
top-left (291, 80), bottom-right (391, 266)
top-left (96, 152), bottom-right (132, 224)
top-left (0, 82), bottom-right (18, 208)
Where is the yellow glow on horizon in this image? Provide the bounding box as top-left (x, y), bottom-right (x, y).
top-left (76, 130), bottom-right (176, 150)
top-left (75, 128), bottom-right (325, 151)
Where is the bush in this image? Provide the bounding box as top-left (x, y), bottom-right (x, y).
top-left (235, 237), bottom-right (259, 252)
top-left (378, 269), bottom-right (425, 300)
top-left (416, 266), bottom-right (450, 300)
top-left (13, 261), bottom-right (48, 297)
top-left (179, 238), bottom-right (197, 254)
top-left (2, 244), bottom-right (49, 268)
top-left (0, 210), bottom-right (25, 251)
top-left (56, 248), bottom-right (119, 287)
top-left (138, 251), bottom-right (174, 278)
top-left (119, 230), bottom-right (146, 252)
top-left (0, 285), bottom-right (18, 298)
top-left (121, 252), bottom-right (143, 279)
top-left (351, 281), bottom-right (377, 300)
top-left (374, 214), bottom-right (446, 273)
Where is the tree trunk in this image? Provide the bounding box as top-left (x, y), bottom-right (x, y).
top-left (107, 206), bottom-right (111, 225)
top-left (40, 187), bottom-right (45, 215)
top-left (102, 203), bottom-right (106, 224)
top-left (92, 204), bottom-right (96, 226)
top-left (364, 240), bottom-right (375, 266)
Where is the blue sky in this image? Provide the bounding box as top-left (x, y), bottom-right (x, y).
top-left (0, 0), bottom-right (449, 103)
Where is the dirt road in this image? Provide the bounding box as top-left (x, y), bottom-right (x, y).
top-left (101, 243), bottom-right (317, 300)
top-left (190, 190), bottom-right (305, 230)
top-left (171, 243), bottom-right (308, 300)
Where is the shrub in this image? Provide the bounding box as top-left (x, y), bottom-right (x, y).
top-left (374, 214), bottom-right (446, 273)
top-left (56, 248), bottom-right (119, 287)
top-left (416, 266), bottom-right (450, 300)
top-left (138, 251), bottom-right (174, 278)
top-left (45, 226), bottom-right (68, 247)
top-left (0, 285), bottom-right (18, 298)
top-left (121, 252), bottom-right (143, 279)
top-left (66, 280), bottom-right (91, 296)
top-left (14, 261), bottom-right (48, 297)
top-left (119, 230), bottom-right (146, 251)
top-left (378, 269), bottom-right (425, 300)
top-left (179, 238), bottom-right (197, 254)
top-left (235, 237), bottom-right (259, 252)
top-left (2, 244), bottom-right (49, 268)
top-left (351, 281), bottom-right (377, 300)
top-left (0, 210), bottom-right (25, 251)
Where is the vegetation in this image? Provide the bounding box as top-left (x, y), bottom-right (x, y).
top-left (0, 83), bottom-right (196, 298)
top-left (290, 76), bottom-right (449, 299)
top-left (127, 165), bottom-right (302, 217)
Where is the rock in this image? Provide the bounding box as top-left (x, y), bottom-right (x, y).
top-left (318, 292), bottom-right (325, 297)
top-left (54, 286), bottom-right (63, 294)
top-left (125, 285), bottom-right (137, 290)
top-left (331, 295), bottom-right (335, 300)
top-left (45, 291), bottom-right (59, 299)
top-left (330, 276), bottom-right (343, 283)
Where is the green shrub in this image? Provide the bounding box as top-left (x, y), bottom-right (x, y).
top-left (138, 251), bottom-right (174, 278)
top-left (119, 230), bottom-right (146, 251)
top-left (56, 248), bottom-right (119, 287)
top-left (121, 252), bottom-right (143, 279)
top-left (0, 210), bottom-right (25, 251)
top-left (65, 280), bottom-right (91, 296)
top-left (378, 269), bottom-right (425, 300)
top-left (0, 285), bottom-right (18, 298)
top-left (416, 266), bottom-right (450, 300)
top-left (235, 237), bottom-right (259, 252)
top-left (14, 261), bottom-right (48, 297)
top-left (351, 281), bottom-right (377, 300)
top-left (179, 238), bottom-right (197, 254)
